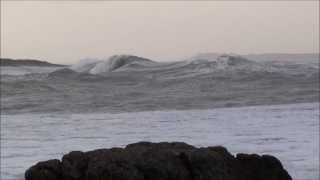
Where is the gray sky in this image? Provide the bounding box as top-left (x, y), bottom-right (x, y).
top-left (1, 1), bottom-right (319, 64)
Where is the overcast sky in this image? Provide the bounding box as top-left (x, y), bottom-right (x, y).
top-left (1, 1), bottom-right (319, 64)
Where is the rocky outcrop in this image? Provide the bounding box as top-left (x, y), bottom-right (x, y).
top-left (25, 142), bottom-right (292, 180)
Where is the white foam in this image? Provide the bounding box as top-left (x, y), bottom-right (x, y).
top-left (1, 103), bottom-right (318, 180)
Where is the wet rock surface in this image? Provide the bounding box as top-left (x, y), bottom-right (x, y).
top-left (25, 142), bottom-right (292, 180)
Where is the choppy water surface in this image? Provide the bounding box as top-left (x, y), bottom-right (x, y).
top-left (1, 103), bottom-right (319, 180)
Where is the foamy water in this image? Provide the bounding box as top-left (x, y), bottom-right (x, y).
top-left (1, 103), bottom-right (319, 180)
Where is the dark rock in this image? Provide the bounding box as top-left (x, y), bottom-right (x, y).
top-left (61, 151), bottom-right (88, 180)
top-left (25, 159), bottom-right (62, 180)
top-left (25, 142), bottom-right (292, 180)
top-left (236, 153), bottom-right (292, 180)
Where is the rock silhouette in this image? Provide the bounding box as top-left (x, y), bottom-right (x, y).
top-left (25, 142), bottom-right (292, 180)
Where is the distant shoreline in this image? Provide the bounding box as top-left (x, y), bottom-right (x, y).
top-left (0, 58), bottom-right (66, 67)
